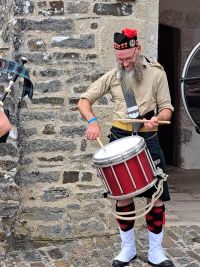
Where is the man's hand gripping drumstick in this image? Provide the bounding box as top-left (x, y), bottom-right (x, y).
top-left (115, 109), bottom-right (172, 131)
top-left (77, 98), bottom-right (101, 140)
top-left (143, 109), bottom-right (172, 131)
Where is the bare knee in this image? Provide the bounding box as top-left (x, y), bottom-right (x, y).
top-left (117, 198), bottom-right (134, 207)
top-left (147, 198), bottom-right (163, 207)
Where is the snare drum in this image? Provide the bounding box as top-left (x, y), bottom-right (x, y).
top-left (93, 135), bottom-right (157, 200)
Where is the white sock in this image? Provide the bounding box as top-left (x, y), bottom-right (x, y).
top-left (115, 228), bottom-right (137, 262)
top-left (148, 230), bottom-right (169, 264)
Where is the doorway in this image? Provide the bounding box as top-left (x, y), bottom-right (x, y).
top-left (158, 24), bottom-right (181, 166)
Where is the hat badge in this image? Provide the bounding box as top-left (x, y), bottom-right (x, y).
top-left (129, 39), bottom-right (135, 48)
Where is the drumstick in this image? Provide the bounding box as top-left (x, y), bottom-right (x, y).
top-left (96, 137), bottom-right (104, 148)
top-left (114, 119), bottom-right (171, 125)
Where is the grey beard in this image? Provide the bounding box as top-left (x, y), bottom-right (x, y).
top-left (117, 56), bottom-right (144, 91)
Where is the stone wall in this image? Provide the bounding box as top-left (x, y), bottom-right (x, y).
top-left (160, 0), bottom-right (200, 168)
top-left (0, 0), bottom-right (159, 249)
top-left (0, 0), bottom-right (20, 257)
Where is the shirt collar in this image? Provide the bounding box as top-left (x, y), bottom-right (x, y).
top-left (142, 55), bottom-right (148, 67)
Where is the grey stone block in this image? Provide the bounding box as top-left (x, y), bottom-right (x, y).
top-left (19, 52), bottom-right (52, 64)
top-left (70, 154), bottom-right (93, 162)
top-left (14, 0), bottom-right (34, 16)
top-left (42, 124), bottom-right (55, 135)
top-left (72, 84), bottom-right (89, 94)
top-left (0, 201), bottom-right (19, 217)
top-left (47, 247), bottom-right (64, 259)
top-left (40, 0), bottom-right (64, 16)
top-left (80, 139), bottom-right (87, 152)
top-left (0, 184), bottom-right (19, 201)
top-left (60, 125), bottom-right (86, 137)
top-left (32, 97), bottom-right (64, 105)
top-left (38, 156), bottom-right (64, 162)
top-left (63, 223), bottom-right (73, 235)
top-left (27, 39), bottom-right (46, 51)
top-left (18, 128), bottom-right (37, 141)
top-left (81, 172), bottom-right (93, 182)
top-left (38, 225), bottom-right (62, 237)
top-left (23, 250), bottom-right (42, 262)
top-left (93, 3), bottom-right (132, 16)
top-left (18, 156), bottom-right (33, 166)
top-left (68, 96), bottom-right (79, 105)
top-left (63, 171), bottom-right (79, 183)
top-left (53, 52), bottom-right (80, 60)
top-left (16, 171), bottom-right (60, 185)
top-left (40, 69), bottom-right (59, 77)
top-left (41, 187), bottom-right (70, 202)
top-left (51, 34), bottom-right (95, 49)
top-left (22, 207), bottom-right (64, 221)
top-left (91, 22), bottom-right (98, 29)
top-left (19, 111), bottom-right (56, 122)
top-left (16, 18), bottom-right (74, 32)
top-left (37, 1), bottom-right (47, 8)
top-left (35, 80), bottom-right (61, 94)
top-left (19, 110), bottom-right (78, 123)
top-left (0, 144), bottom-right (18, 157)
top-left (67, 1), bottom-right (90, 14)
top-left (22, 139), bottom-right (76, 153)
top-left (13, 34), bottom-right (23, 51)
top-left (77, 218), bottom-right (105, 232)
top-left (67, 204), bottom-right (80, 210)
top-left (0, 160), bottom-right (18, 170)
top-left (85, 53), bottom-right (97, 60)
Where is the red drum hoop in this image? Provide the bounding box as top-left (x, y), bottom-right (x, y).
top-left (93, 136), bottom-right (157, 200)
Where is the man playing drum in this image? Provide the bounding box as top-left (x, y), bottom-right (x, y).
top-left (78, 28), bottom-right (174, 267)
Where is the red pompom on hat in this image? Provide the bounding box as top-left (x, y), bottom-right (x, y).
top-left (122, 28), bottom-right (137, 39)
top-left (114, 28), bottom-right (138, 50)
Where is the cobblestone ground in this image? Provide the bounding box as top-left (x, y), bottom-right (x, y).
top-left (1, 225), bottom-right (200, 267)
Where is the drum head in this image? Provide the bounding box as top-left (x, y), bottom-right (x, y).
top-left (93, 135), bottom-right (145, 166)
top-left (181, 42), bottom-right (200, 133)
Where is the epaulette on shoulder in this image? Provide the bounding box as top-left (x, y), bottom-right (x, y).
top-left (149, 62), bottom-right (164, 70)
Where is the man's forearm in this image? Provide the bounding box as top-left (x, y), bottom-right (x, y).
top-left (77, 98), bottom-right (96, 121)
top-left (78, 98), bottom-right (101, 139)
top-left (157, 108), bottom-right (172, 121)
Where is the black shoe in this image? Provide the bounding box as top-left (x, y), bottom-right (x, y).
top-left (112, 255), bottom-right (137, 267)
top-left (148, 259), bottom-right (174, 267)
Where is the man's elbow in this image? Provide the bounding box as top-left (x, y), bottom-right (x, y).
top-left (77, 98), bottom-right (90, 109)
top-left (165, 108), bottom-right (173, 120)
top-left (77, 98), bottom-right (84, 110)
top-left (167, 108), bottom-right (173, 116)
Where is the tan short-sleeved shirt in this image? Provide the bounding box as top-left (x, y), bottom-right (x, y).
top-left (80, 57), bottom-right (174, 119)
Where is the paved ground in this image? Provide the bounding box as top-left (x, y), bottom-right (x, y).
top-left (1, 167), bottom-right (200, 267)
top-left (166, 166), bottom-right (200, 225)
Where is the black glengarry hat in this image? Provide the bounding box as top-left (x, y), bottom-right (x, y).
top-left (114, 28), bottom-right (138, 50)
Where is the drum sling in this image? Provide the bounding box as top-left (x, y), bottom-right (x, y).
top-left (119, 73), bottom-right (143, 133)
